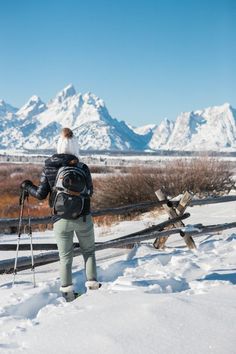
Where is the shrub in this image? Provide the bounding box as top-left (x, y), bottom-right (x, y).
top-left (159, 158), bottom-right (235, 197)
top-left (89, 165), bottom-right (116, 174)
top-left (0, 163), bottom-right (50, 219)
top-left (92, 158), bottom-right (235, 209)
top-left (0, 158), bottom-right (235, 221)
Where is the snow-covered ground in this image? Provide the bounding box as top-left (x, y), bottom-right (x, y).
top-left (0, 201), bottom-right (236, 354)
top-left (1, 151), bottom-right (236, 169)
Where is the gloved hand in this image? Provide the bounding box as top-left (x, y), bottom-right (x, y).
top-left (20, 180), bottom-right (33, 190)
top-left (19, 180), bottom-right (33, 205)
top-left (87, 187), bottom-right (94, 197)
top-left (19, 188), bottom-right (29, 205)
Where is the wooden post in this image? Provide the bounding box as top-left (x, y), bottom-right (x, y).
top-left (153, 190), bottom-right (196, 250)
top-left (176, 191), bottom-right (193, 215)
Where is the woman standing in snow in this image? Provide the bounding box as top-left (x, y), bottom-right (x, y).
top-left (20, 128), bottom-right (100, 301)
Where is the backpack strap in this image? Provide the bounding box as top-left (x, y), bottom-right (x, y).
top-left (77, 161), bottom-right (86, 169)
top-left (58, 188), bottom-right (82, 196)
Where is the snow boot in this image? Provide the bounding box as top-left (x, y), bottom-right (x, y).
top-left (85, 280), bottom-right (101, 290)
top-left (60, 285), bottom-right (76, 302)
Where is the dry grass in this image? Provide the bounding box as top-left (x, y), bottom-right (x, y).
top-left (0, 158), bottom-right (235, 224)
top-left (92, 158), bottom-right (235, 210)
top-left (94, 212), bottom-right (144, 227)
top-left (156, 158), bottom-right (235, 197)
top-left (0, 163), bottom-right (50, 219)
top-left (89, 165), bottom-right (116, 174)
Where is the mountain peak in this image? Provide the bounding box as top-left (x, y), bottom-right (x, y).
top-left (160, 117), bottom-right (172, 125)
top-left (26, 95), bottom-right (43, 106)
top-left (17, 95), bottom-right (46, 118)
top-left (18, 95), bottom-right (44, 110)
top-left (0, 99), bottom-right (18, 114)
top-left (194, 102), bottom-right (232, 117)
top-left (55, 84), bottom-right (76, 102)
top-left (221, 102), bottom-right (232, 111)
top-left (210, 102), bottom-right (232, 112)
top-left (82, 92), bottom-right (105, 108)
top-left (30, 95), bottom-right (42, 102)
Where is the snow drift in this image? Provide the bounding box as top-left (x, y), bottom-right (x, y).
top-left (0, 200), bottom-right (236, 353)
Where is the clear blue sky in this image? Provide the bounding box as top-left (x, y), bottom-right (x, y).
top-left (0, 0), bottom-right (235, 126)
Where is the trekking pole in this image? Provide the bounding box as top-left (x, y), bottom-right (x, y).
top-left (26, 196), bottom-right (36, 287)
top-left (12, 189), bottom-right (26, 286)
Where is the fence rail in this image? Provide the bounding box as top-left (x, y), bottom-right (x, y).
top-left (0, 213), bottom-right (190, 252)
top-left (1, 218), bottom-right (236, 274)
top-left (0, 195), bottom-right (236, 228)
top-left (0, 213), bottom-right (190, 273)
top-left (1, 194), bottom-right (236, 274)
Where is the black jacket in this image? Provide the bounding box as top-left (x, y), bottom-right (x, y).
top-left (27, 153), bottom-right (93, 218)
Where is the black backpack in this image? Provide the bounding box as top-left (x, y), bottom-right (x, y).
top-left (50, 163), bottom-right (89, 219)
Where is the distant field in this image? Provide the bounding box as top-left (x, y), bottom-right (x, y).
top-left (1, 150), bottom-right (236, 167)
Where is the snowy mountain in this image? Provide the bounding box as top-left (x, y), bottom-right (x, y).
top-left (16, 96), bottom-right (46, 120)
top-left (0, 99), bottom-right (17, 118)
top-left (148, 118), bottom-right (175, 149)
top-left (127, 103), bottom-right (236, 152)
top-left (130, 120), bottom-right (175, 150)
top-left (0, 85), bottom-right (235, 152)
top-left (133, 124), bottom-right (157, 135)
top-left (0, 85), bottom-right (148, 151)
top-left (0, 100), bottom-right (23, 148)
top-left (166, 103), bottom-right (236, 151)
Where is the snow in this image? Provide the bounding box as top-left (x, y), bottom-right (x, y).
top-left (0, 200), bottom-right (236, 353)
top-left (16, 96), bottom-right (46, 120)
top-left (0, 85), bottom-right (147, 151)
top-left (148, 118), bottom-right (175, 149)
top-left (166, 103), bottom-right (236, 151)
top-left (132, 124), bottom-right (157, 135)
top-left (1, 85), bottom-right (236, 152)
top-left (54, 84), bottom-right (76, 102)
top-left (0, 100), bottom-right (18, 117)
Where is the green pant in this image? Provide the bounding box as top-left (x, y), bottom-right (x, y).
top-left (53, 214), bottom-right (97, 287)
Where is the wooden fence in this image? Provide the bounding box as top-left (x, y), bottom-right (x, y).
top-left (1, 217), bottom-right (236, 274)
top-left (0, 195), bottom-right (235, 229)
top-left (0, 194), bottom-right (236, 274)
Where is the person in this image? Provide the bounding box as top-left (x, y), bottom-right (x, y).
top-left (20, 127), bottom-right (100, 302)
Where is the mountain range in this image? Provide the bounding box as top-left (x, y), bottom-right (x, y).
top-left (0, 85), bottom-right (235, 152)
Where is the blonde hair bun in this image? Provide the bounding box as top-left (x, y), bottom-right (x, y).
top-left (61, 127), bottom-right (73, 139)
